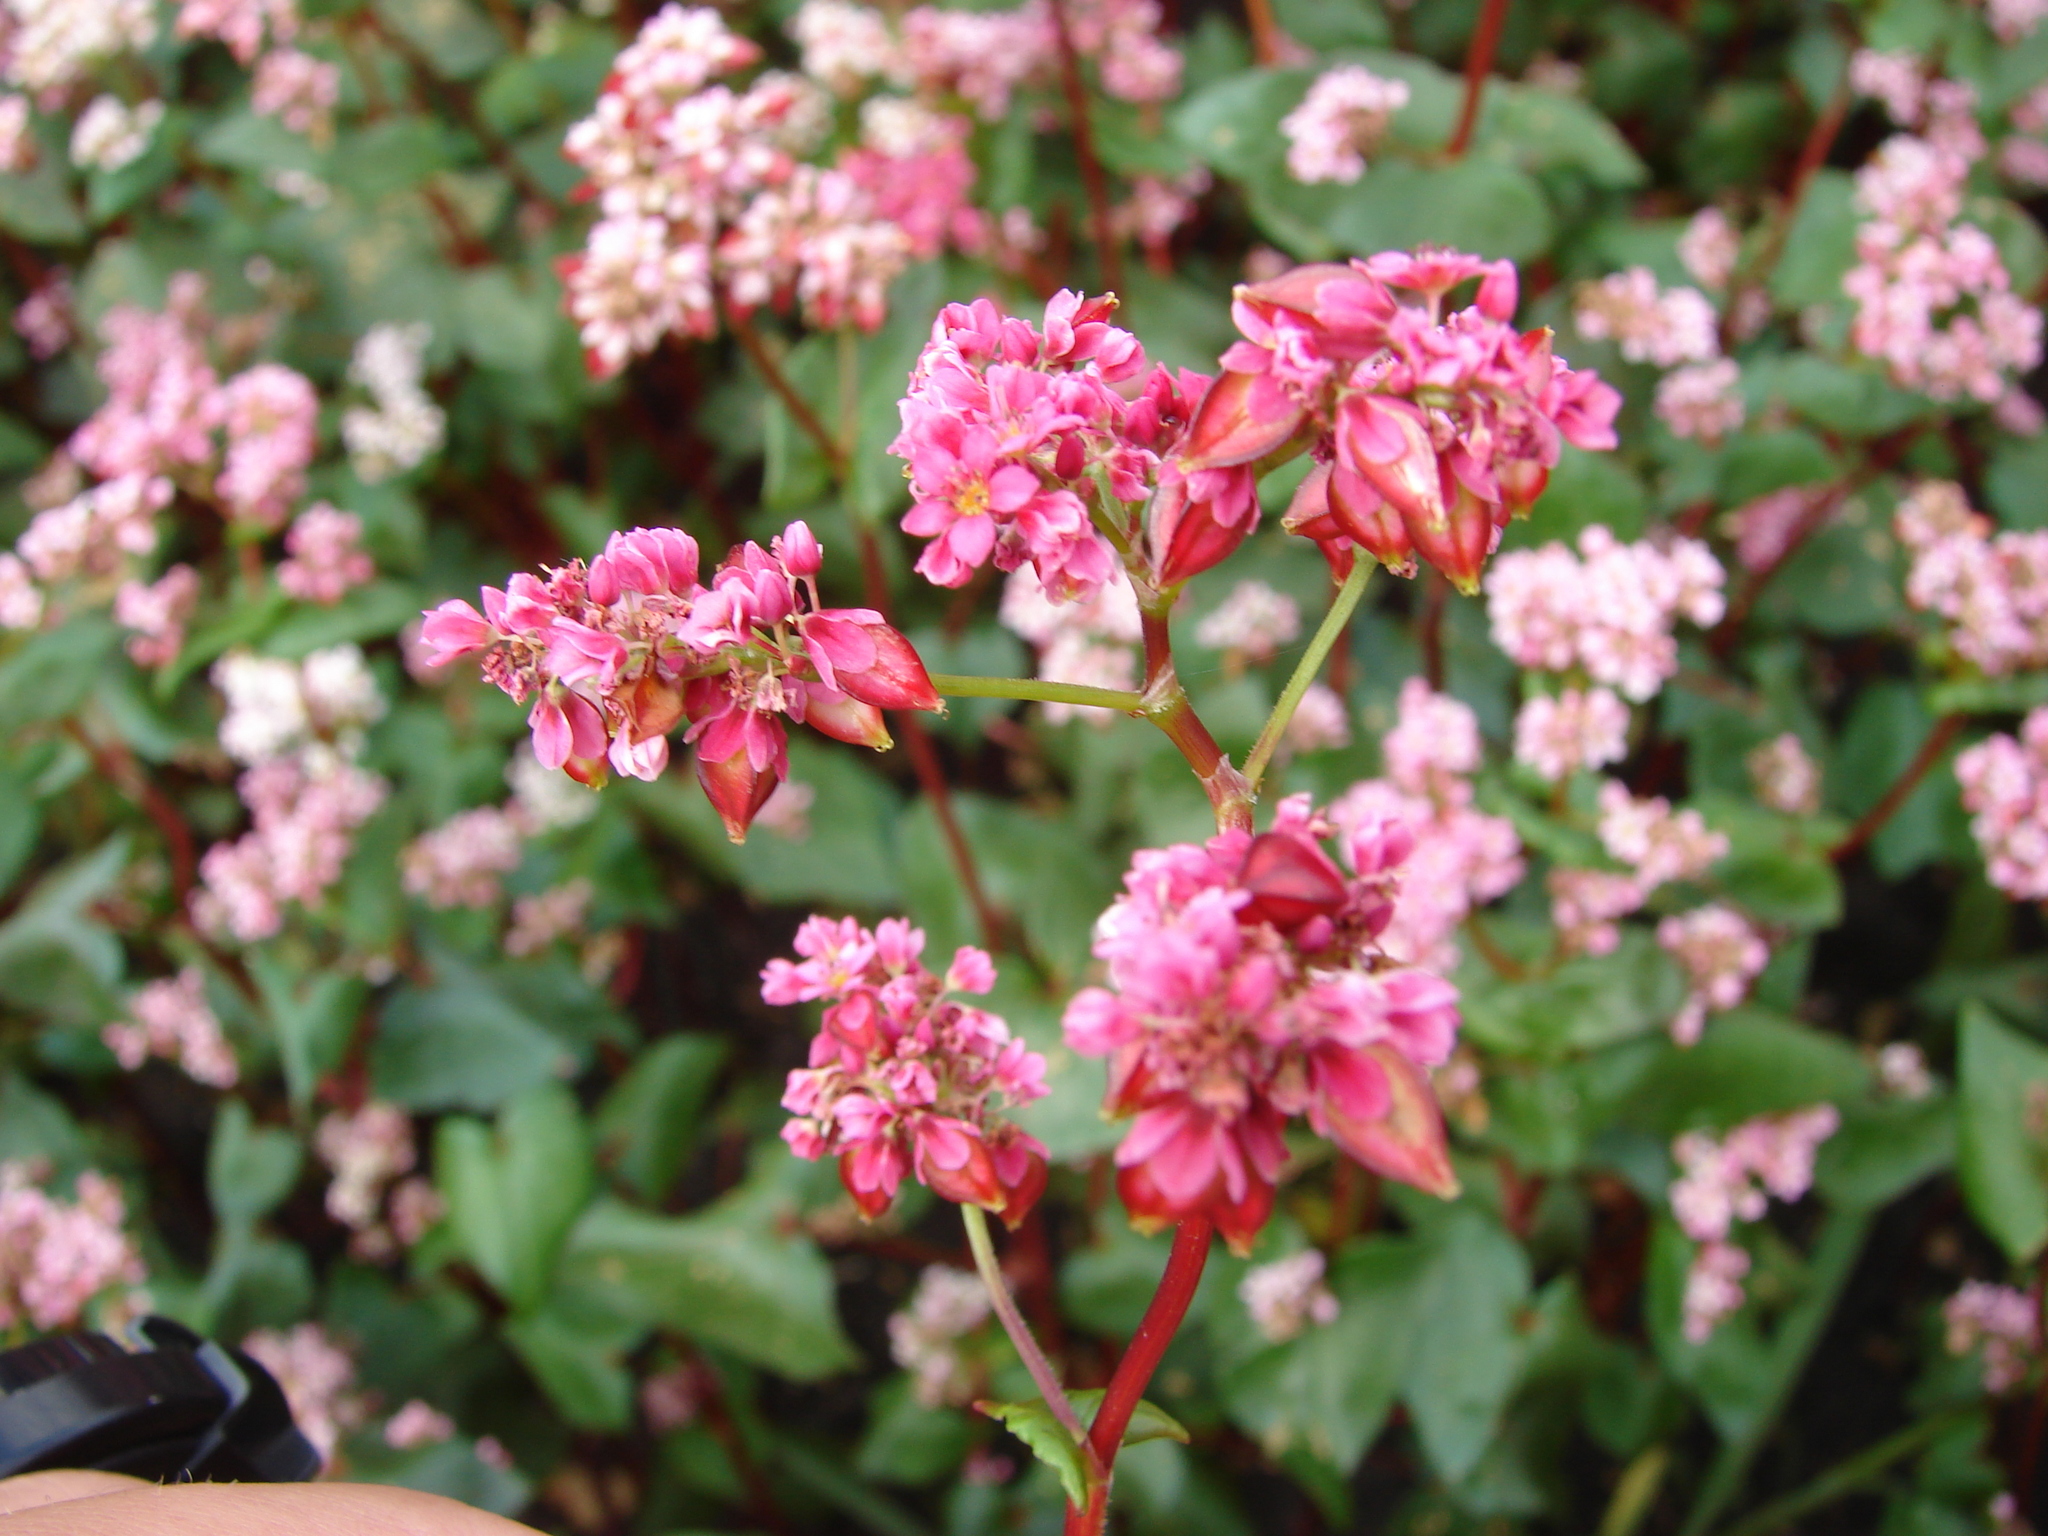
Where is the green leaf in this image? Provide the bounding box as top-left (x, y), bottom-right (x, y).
top-left (206, 1099), bottom-right (302, 1232)
top-left (557, 1190), bottom-right (857, 1380)
top-left (502, 1301), bottom-right (637, 1430)
top-left (1476, 84), bottom-right (1647, 188)
top-left (1987, 434), bottom-right (2048, 530)
top-left (1815, 1095), bottom-right (1955, 1212)
top-left (194, 108), bottom-right (321, 175)
top-left (0, 159), bottom-right (86, 242)
top-left (247, 958), bottom-right (364, 1109)
top-left (373, 0), bottom-right (505, 78)
top-left (1459, 928), bottom-right (1684, 1059)
top-left (456, 268), bottom-right (558, 373)
top-left (855, 1376), bottom-right (974, 1486)
top-left (1767, 171), bottom-right (1858, 310)
top-left (0, 837), bottom-right (128, 1028)
top-left (1218, 1238), bottom-right (1426, 1472)
top-left (1957, 1002), bottom-right (2048, 1263)
top-left (435, 1082), bottom-right (595, 1313)
top-left (265, 581), bottom-right (427, 657)
top-left (593, 1032), bottom-right (728, 1203)
top-left (0, 620), bottom-right (120, 725)
top-left (1400, 1210), bottom-right (1532, 1482)
top-left (1622, 1007), bottom-right (1871, 1135)
top-left (372, 973), bottom-right (578, 1110)
top-left (975, 1390), bottom-right (1187, 1507)
top-left (1323, 159), bottom-right (1556, 264)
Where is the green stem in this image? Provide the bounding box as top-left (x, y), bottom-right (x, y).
top-left (1597, 1445), bottom-right (1671, 1536)
top-left (961, 1206), bottom-right (1099, 1469)
top-left (1242, 559), bottom-right (1373, 793)
top-left (928, 673), bottom-right (1144, 711)
top-left (1678, 1209), bottom-right (1876, 1536)
top-left (1710, 1406), bottom-right (1974, 1536)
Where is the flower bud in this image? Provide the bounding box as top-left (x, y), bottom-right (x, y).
top-left (419, 599), bottom-right (494, 663)
top-left (1178, 367), bottom-right (1308, 472)
top-left (795, 681), bottom-right (894, 751)
top-left (1405, 478), bottom-right (1496, 597)
top-left (777, 520), bottom-right (822, 577)
top-left (1328, 462), bottom-right (1416, 577)
top-left (1237, 830), bottom-right (1350, 934)
top-left (1336, 395), bottom-right (1443, 529)
top-left (529, 690), bottom-right (607, 771)
top-left (696, 743), bottom-right (785, 843)
top-left (1150, 465), bottom-right (1259, 588)
top-left (803, 610), bottom-right (942, 711)
top-left (1314, 1045), bottom-right (1459, 1199)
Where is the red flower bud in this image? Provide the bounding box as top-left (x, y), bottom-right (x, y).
top-left (1328, 462), bottom-right (1416, 577)
top-left (696, 742), bottom-right (784, 843)
top-left (1237, 830), bottom-right (1350, 934)
top-left (1404, 478), bottom-right (1496, 597)
top-left (1279, 464), bottom-right (1360, 583)
top-left (1150, 465), bottom-right (1260, 588)
top-left (1178, 367), bottom-right (1308, 472)
top-left (914, 1116), bottom-right (1005, 1211)
top-left (795, 681), bottom-right (894, 751)
top-left (803, 610), bottom-right (942, 711)
top-left (777, 520), bottom-right (822, 577)
top-left (1337, 395), bottom-right (1444, 530)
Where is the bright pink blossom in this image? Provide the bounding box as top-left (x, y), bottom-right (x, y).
top-left (1064, 793), bottom-right (1463, 1252)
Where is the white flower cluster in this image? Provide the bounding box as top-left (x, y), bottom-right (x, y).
top-left (341, 323), bottom-right (446, 484)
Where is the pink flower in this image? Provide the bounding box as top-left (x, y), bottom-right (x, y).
top-left (1945, 1281), bottom-right (2041, 1391)
top-left (1748, 733), bottom-right (1822, 815)
top-left (383, 1400), bottom-right (456, 1450)
top-left (216, 363), bottom-right (318, 529)
top-left (315, 1103), bottom-right (415, 1232)
top-left (770, 916), bottom-right (1048, 1225)
top-left (888, 1267), bottom-right (990, 1407)
top-left (0, 1162), bottom-right (146, 1333)
top-left (1956, 708), bottom-right (2048, 900)
top-left (278, 504), bottom-right (374, 604)
top-left (1574, 268), bottom-right (1719, 368)
top-left (1657, 905), bottom-right (1769, 1046)
top-left (242, 1323), bottom-right (362, 1466)
top-left (1064, 794), bottom-right (1464, 1253)
top-left (1239, 1249), bottom-right (1340, 1342)
top-left (401, 806), bottom-right (524, 909)
top-left (1655, 358), bottom-right (1745, 442)
top-left (1280, 66), bottom-right (1410, 185)
top-left (103, 967), bottom-right (238, 1088)
top-left (1597, 781), bottom-right (1729, 887)
top-left (114, 563), bottom-right (199, 668)
top-left (252, 48), bottom-right (339, 136)
top-left (1512, 686), bottom-right (1630, 782)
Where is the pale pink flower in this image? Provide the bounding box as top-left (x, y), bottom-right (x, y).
top-left (103, 967), bottom-right (238, 1087)
top-left (1196, 579), bottom-right (1301, 662)
top-left (278, 503), bottom-right (375, 605)
top-left (1548, 868), bottom-right (1645, 957)
top-left (1112, 169), bottom-right (1210, 255)
top-left (1280, 65), bottom-right (1410, 184)
top-left (754, 779), bottom-right (816, 840)
top-left (315, 1103), bottom-right (414, 1232)
top-left (192, 754), bottom-right (388, 941)
top-left (1748, 732), bottom-right (1822, 815)
top-left (790, 1), bottom-right (901, 95)
top-left (70, 96), bottom-right (163, 173)
top-left (1945, 1281), bottom-right (2040, 1391)
top-left (19, 474), bottom-right (170, 584)
top-left (1726, 486), bottom-right (1817, 572)
top-left (217, 363), bottom-right (318, 528)
top-left (1678, 208), bottom-right (1740, 290)
top-left (0, 555), bottom-right (42, 630)
top-left (1657, 905), bottom-right (1768, 1046)
top-left (1656, 358), bottom-right (1745, 442)
top-left (70, 277), bottom-right (220, 483)
top-left (1284, 681), bottom-right (1352, 754)
top-left (383, 1400), bottom-right (455, 1450)
top-left (640, 1364), bottom-right (703, 1431)
top-left (402, 806), bottom-right (524, 909)
top-left (1486, 527), bottom-right (1725, 701)
top-left (1849, 48), bottom-right (1925, 127)
top-left (1898, 480), bottom-right (2048, 675)
top-left (887, 1266), bottom-right (990, 1407)
top-left (114, 563), bottom-right (199, 667)
top-left (1986, 0), bottom-right (2048, 40)
top-left (1512, 686), bottom-right (1629, 782)
top-left (0, 94), bottom-right (33, 174)
top-left (474, 1436), bottom-right (514, 1472)
top-left (1597, 781), bottom-right (1729, 887)
top-left (251, 48), bottom-right (338, 136)
top-left (505, 878), bottom-right (594, 956)
top-left (14, 272), bottom-right (71, 358)
top-left (1956, 709), bottom-right (2048, 899)
top-left (1875, 1041), bottom-right (1933, 1099)
top-left (1683, 1240), bottom-right (1751, 1343)
top-left (1574, 268), bottom-right (1720, 367)
top-left (1238, 1249), bottom-right (1340, 1343)
top-left (0, 1162), bottom-right (146, 1332)
top-left (242, 1323), bottom-right (362, 1466)
top-left (1382, 676), bottom-right (1483, 798)
top-left (387, 1177), bottom-right (444, 1247)
top-left (175, 0), bottom-right (296, 63)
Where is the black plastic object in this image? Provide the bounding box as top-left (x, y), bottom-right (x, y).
top-left (0, 1315), bottom-right (320, 1483)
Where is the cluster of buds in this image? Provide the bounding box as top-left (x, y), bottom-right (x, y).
top-left (421, 521), bottom-right (940, 842)
top-left (1063, 794), bottom-right (1462, 1252)
top-left (1185, 251), bottom-right (1620, 595)
top-left (1669, 1105), bottom-right (1839, 1342)
top-left (769, 917), bottom-right (1050, 1223)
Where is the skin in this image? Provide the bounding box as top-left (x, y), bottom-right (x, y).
top-left (0, 1472), bottom-right (542, 1534)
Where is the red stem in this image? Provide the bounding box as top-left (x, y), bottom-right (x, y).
top-left (1446, 0), bottom-right (1511, 159)
top-left (1047, 0), bottom-right (1124, 293)
top-left (1065, 1217), bottom-right (1214, 1536)
top-left (1241, 0), bottom-right (1286, 64)
top-left (1829, 714), bottom-right (1963, 864)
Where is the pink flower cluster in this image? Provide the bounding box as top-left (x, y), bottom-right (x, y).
top-left (1280, 65), bottom-right (1410, 185)
top-left (250, 48), bottom-right (337, 138)
top-left (1207, 252), bottom-right (1620, 594)
top-left (998, 563), bottom-right (1142, 724)
top-left (1513, 684), bottom-right (1630, 782)
top-left (0, 1161), bottom-right (144, 1332)
top-left (1843, 106), bottom-right (2042, 406)
top-left (1669, 1105), bottom-right (1838, 1342)
top-left (422, 522), bottom-right (940, 842)
top-left (1326, 679), bottom-right (1523, 972)
top-left (1486, 525), bottom-right (1726, 701)
top-left (1238, 1249), bottom-right (1340, 1343)
top-left (1063, 792), bottom-right (1464, 1251)
top-left (1748, 732), bottom-right (1823, 815)
top-left (1944, 1280), bottom-right (2040, 1392)
top-left (1574, 267), bottom-right (1719, 368)
top-left (1956, 707), bottom-right (2048, 900)
top-left (1550, 783), bottom-right (1730, 955)
top-left (770, 916), bottom-right (1050, 1223)
top-left (790, 0), bottom-right (1180, 118)
top-left (195, 754), bottom-right (388, 942)
top-left (241, 1322), bottom-right (362, 1465)
top-left (103, 967), bottom-right (239, 1087)
top-left (1656, 904), bottom-right (1768, 1046)
top-left (1897, 479), bottom-right (2048, 675)
top-left (891, 289), bottom-right (1157, 600)
top-left (401, 805), bottom-right (523, 909)
top-left (315, 1102), bottom-right (442, 1263)
top-left (277, 504), bottom-right (374, 605)
top-left (886, 1265), bottom-right (991, 1407)
top-left (559, 3), bottom-right (1030, 376)
top-left (113, 563), bottom-right (198, 667)
top-left (1195, 578), bottom-right (1301, 664)
top-left (1678, 208), bottom-right (1740, 291)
